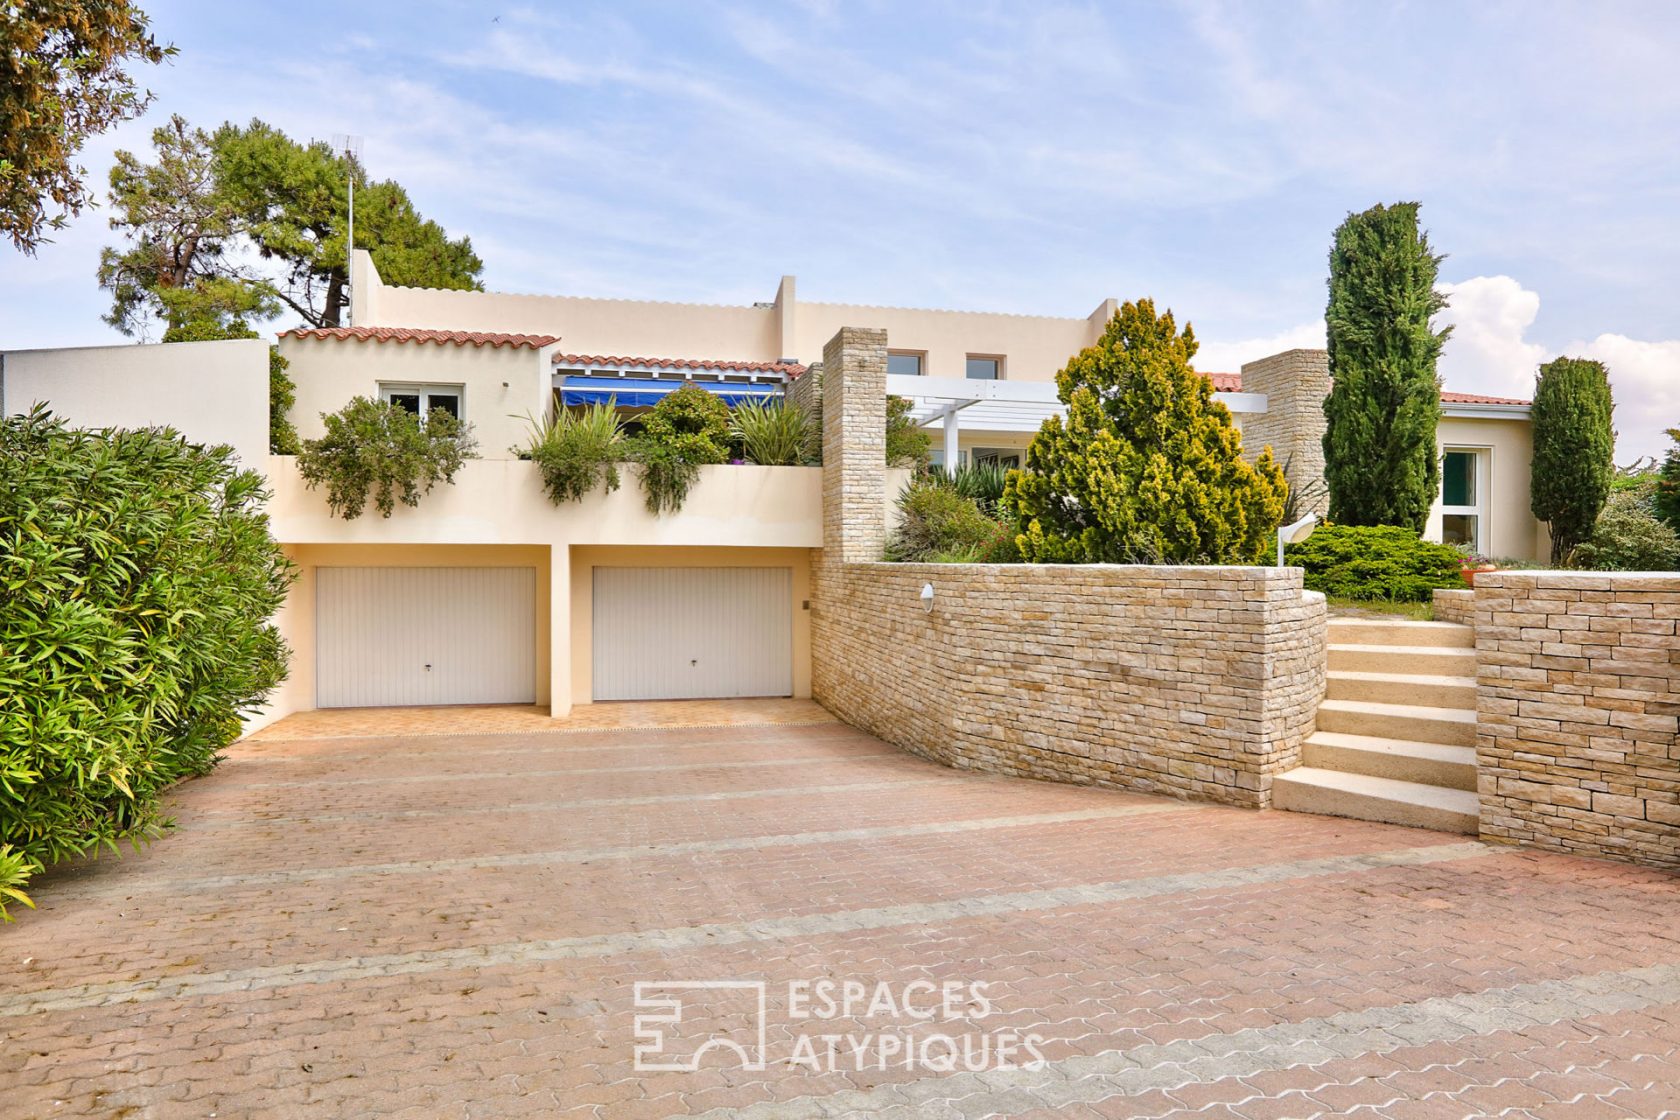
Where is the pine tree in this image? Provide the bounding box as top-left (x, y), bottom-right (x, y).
top-left (1003, 299), bottom-right (1287, 564)
top-left (1530, 356), bottom-right (1615, 564)
top-left (1323, 202), bottom-right (1451, 531)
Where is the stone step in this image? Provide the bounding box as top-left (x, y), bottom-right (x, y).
top-left (1327, 619), bottom-right (1474, 649)
top-left (1273, 767), bottom-right (1479, 833)
top-left (1329, 644), bottom-right (1477, 676)
top-left (1326, 670), bottom-right (1477, 711)
top-left (1315, 698), bottom-right (1478, 747)
top-left (1302, 731), bottom-right (1477, 791)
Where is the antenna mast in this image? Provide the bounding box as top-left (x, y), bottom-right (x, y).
top-left (333, 134), bottom-right (364, 325)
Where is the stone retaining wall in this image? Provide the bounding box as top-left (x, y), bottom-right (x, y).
top-left (1474, 571), bottom-right (1680, 869)
top-left (811, 557), bottom-right (1327, 808)
top-left (1433, 588), bottom-right (1475, 625)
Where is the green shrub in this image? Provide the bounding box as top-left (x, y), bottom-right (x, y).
top-left (1285, 524), bottom-right (1466, 601)
top-left (1530, 356), bottom-right (1615, 564)
top-left (886, 482), bottom-right (1005, 562)
top-left (627, 385), bottom-right (731, 514)
top-left (886, 395), bottom-right (931, 469)
top-left (731, 398), bottom-right (816, 465)
top-left (1657, 428), bottom-right (1680, 532)
top-left (1569, 487), bottom-right (1680, 571)
top-left (298, 396), bottom-right (477, 519)
top-left (0, 409), bottom-right (293, 918)
top-left (519, 403), bottom-right (623, 504)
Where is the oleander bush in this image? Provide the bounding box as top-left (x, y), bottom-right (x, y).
top-left (887, 481), bottom-right (1006, 562)
top-left (0, 409), bottom-right (293, 918)
top-left (731, 398), bottom-right (817, 465)
top-left (298, 396), bottom-right (477, 519)
top-left (519, 402), bottom-right (624, 504)
top-left (627, 384), bottom-right (731, 514)
top-left (1285, 524), bottom-right (1466, 601)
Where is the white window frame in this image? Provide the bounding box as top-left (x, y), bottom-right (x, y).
top-left (1440, 445), bottom-right (1489, 553)
top-left (380, 382), bottom-right (464, 425)
top-left (964, 354), bottom-right (1004, 381)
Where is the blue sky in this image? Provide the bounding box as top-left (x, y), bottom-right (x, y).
top-left (4, 1), bottom-right (1678, 460)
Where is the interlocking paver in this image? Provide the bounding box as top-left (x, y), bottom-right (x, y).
top-left (3, 708), bottom-right (1678, 1118)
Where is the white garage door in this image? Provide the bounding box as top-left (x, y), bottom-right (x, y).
top-left (316, 567), bottom-right (536, 708)
top-left (592, 567), bottom-right (792, 701)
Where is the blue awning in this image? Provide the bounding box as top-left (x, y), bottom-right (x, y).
top-left (560, 376), bottom-right (782, 408)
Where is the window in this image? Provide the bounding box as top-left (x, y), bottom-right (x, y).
top-left (965, 356), bottom-right (1000, 380)
top-left (1440, 448), bottom-right (1486, 551)
top-left (887, 352), bottom-right (924, 377)
top-left (381, 384), bottom-right (462, 424)
top-left (973, 447), bottom-right (1021, 469)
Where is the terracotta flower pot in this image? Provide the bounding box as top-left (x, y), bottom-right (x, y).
top-left (1461, 564), bottom-right (1497, 588)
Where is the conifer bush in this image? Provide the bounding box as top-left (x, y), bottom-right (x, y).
top-left (1003, 299), bottom-right (1287, 564)
top-left (1285, 524), bottom-right (1465, 601)
top-left (1530, 357), bottom-right (1615, 564)
top-left (0, 410), bottom-right (293, 917)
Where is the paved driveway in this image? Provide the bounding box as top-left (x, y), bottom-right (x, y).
top-left (4, 713), bottom-right (1679, 1119)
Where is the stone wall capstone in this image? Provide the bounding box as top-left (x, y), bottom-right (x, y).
top-left (1473, 570), bottom-right (1680, 869)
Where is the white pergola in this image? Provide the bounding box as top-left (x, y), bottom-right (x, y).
top-left (888, 374), bottom-right (1269, 472)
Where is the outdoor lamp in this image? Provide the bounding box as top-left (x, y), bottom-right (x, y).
top-left (1277, 514), bottom-right (1318, 567)
top-left (919, 582), bottom-right (935, 613)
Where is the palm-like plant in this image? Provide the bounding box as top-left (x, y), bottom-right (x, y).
top-left (518, 401), bottom-right (625, 504)
top-left (731, 398), bottom-right (817, 465)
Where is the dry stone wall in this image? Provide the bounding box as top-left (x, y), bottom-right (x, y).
top-left (1433, 588), bottom-right (1475, 625)
top-left (1474, 571), bottom-right (1680, 869)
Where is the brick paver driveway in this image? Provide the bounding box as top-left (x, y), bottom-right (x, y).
top-left (5, 715), bottom-right (1680, 1119)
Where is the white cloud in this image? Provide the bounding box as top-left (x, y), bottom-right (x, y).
top-left (1435, 276), bottom-right (1548, 401)
top-left (1567, 334), bottom-right (1680, 465)
top-left (1194, 321), bottom-right (1325, 374)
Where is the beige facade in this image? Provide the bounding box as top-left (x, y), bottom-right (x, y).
top-left (1432, 414), bottom-right (1549, 562)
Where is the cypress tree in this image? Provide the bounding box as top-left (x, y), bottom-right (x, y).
top-left (1323, 202), bottom-right (1451, 531)
top-left (1530, 356), bottom-right (1615, 565)
top-left (1004, 299), bottom-right (1287, 564)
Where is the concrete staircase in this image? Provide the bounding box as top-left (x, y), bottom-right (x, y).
top-left (1274, 619), bottom-right (1480, 833)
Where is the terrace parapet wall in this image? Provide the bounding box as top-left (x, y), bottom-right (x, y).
top-left (1473, 571), bottom-right (1680, 869)
top-left (810, 326), bottom-right (1327, 808)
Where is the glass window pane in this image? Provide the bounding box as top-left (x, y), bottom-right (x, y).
top-left (387, 393), bottom-right (421, 414)
top-left (427, 394), bottom-right (460, 420)
top-left (966, 357), bottom-right (998, 380)
top-left (887, 353), bottom-right (923, 377)
top-left (1443, 451), bottom-right (1475, 507)
top-left (1441, 514), bottom-right (1478, 547)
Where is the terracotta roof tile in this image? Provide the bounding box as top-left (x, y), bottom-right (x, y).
top-left (554, 353), bottom-right (806, 376)
top-left (1203, 371), bottom-right (1529, 407)
top-left (279, 326), bottom-right (560, 350)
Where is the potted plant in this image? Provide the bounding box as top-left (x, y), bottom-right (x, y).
top-left (1457, 549), bottom-right (1498, 587)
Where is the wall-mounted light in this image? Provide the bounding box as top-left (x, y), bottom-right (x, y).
top-left (1277, 514), bottom-right (1318, 567)
top-left (919, 582), bottom-right (935, 613)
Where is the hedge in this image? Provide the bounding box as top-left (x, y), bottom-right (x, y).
top-left (0, 410), bottom-right (293, 917)
top-left (1285, 524), bottom-right (1466, 602)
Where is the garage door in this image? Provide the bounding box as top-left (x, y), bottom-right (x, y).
top-left (316, 567), bottom-right (536, 708)
top-left (592, 567), bottom-right (792, 701)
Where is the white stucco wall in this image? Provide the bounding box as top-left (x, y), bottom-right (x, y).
top-left (278, 333), bottom-right (554, 459)
top-left (1, 339), bottom-right (269, 468)
top-left (1431, 414), bottom-right (1549, 562)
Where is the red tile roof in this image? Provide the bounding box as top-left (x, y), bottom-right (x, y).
top-left (1203, 371), bottom-right (1529, 407)
top-left (1206, 371), bottom-right (1243, 392)
top-left (1439, 390), bottom-right (1532, 406)
top-left (279, 326), bottom-right (561, 350)
top-left (554, 353), bottom-right (807, 377)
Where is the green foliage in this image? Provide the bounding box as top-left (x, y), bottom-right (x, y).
top-left (1569, 486), bottom-right (1680, 571)
top-left (1530, 357), bottom-right (1615, 564)
top-left (159, 315), bottom-right (300, 454)
top-left (1323, 201), bottom-right (1450, 531)
top-left (887, 481), bottom-right (1006, 562)
top-left (0, 409), bottom-right (293, 917)
top-left (1, 1), bottom-right (172, 253)
top-left (731, 398), bottom-right (817, 465)
top-left (297, 397), bottom-right (477, 519)
top-left (886, 395), bottom-right (931, 469)
top-left (1279, 451), bottom-right (1328, 527)
top-left (1003, 299), bottom-right (1287, 564)
top-left (627, 385), bottom-right (731, 514)
top-left (99, 115), bottom-right (483, 335)
top-left (1285, 524), bottom-right (1467, 602)
top-left (1656, 428), bottom-right (1680, 532)
top-left (519, 403), bottom-right (624, 504)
